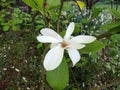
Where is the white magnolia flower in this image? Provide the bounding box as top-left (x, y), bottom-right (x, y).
top-left (37, 22), bottom-right (96, 70)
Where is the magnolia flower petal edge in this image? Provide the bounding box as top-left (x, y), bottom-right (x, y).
top-left (70, 35), bottom-right (96, 44)
top-left (43, 46), bottom-right (64, 70)
top-left (64, 22), bottom-right (75, 40)
top-left (40, 28), bottom-right (63, 42)
top-left (37, 36), bottom-right (61, 43)
top-left (67, 48), bottom-right (80, 66)
top-left (68, 43), bottom-right (85, 49)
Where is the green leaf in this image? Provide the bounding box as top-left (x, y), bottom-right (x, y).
top-left (11, 18), bottom-right (23, 24)
top-left (3, 25), bottom-right (9, 31)
top-left (76, 57), bottom-right (88, 67)
top-left (63, 1), bottom-right (73, 11)
top-left (50, 11), bottom-right (58, 20)
top-left (74, 23), bottom-right (81, 33)
top-left (46, 58), bottom-right (69, 90)
top-left (100, 22), bottom-right (120, 30)
top-left (80, 40), bottom-right (105, 53)
top-left (109, 25), bottom-right (120, 34)
top-left (117, 85), bottom-right (120, 90)
top-left (12, 25), bottom-right (20, 31)
top-left (60, 30), bottom-right (66, 37)
top-left (82, 18), bottom-right (89, 24)
top-left (111, 34), bottom-right (120, 42)
top-left (109, 48), bottom-right (119, 57)
top-left (34, 0), bottom-right (44, 11)
top-left (22, 0), bottom-right (38, 10)
top-left (47, 0), bottom-right (60, 10)
top-left (100, 20), bottom-right (120, 34)
top-left (37, 43), bottom-right (42, 49)
top-left (91, 6), bottom-right (104, 19)
top-left (109, 9), bottom-right (120, 19)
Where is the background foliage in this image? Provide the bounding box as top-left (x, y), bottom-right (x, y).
top-left (0, 0), bottom-right (120, 90)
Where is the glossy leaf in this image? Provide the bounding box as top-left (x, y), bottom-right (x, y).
top-left (34, 0), bottom-right (44, 11)
top-left (46, 58), bottom-right (69, 90)
top-left (22, 0), bottom-right (38, 10)
top-left (80, 40), bottom-right (105, 53)
top-left (47, 0), bottom-right (60, 10)
top-left (100, 22), bottom-right (120, 30)
top-left (3, 25), bottom-right (9, 31)
top-left (91, 6), bottom-right (103, 19)
top-left (111, 34), bottom-right (120, 42)
top-left (22, 0), bottom-right (44, 11)
top-left (109, 25), bottom-right (120, 34)
top-left (109, 9), bottom-right (120, 19)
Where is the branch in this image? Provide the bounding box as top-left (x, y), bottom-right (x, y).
top-left (57, 0), bottom-right (64, 33)
top-left (40, 44), bottom-right (49, 90)
top-left (97, 31), bottom-right (120, 40)
top-left (31, 11), bottom-right (39, 23)
top-left (96, 32), bottom-right (111, 40)
top-left (73, 0), bottom-right (83, 17)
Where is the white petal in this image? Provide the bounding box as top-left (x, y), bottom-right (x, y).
top-left (50, 43), bottom-right (58, 48)
top-left (43, 46), bottom-right (64, 70)
top-left (37, 36), bottom-right (60, 43)
top-left (67, 48), bottom-right (80, 66)
top-left (70, 35), bottom-right (96, 44)
top-left (40, 28), bottom-right (63, 41)
top-left (64, 22), bottom-right (75, 40)
top-left (68, 43), bottom-right (85, 49)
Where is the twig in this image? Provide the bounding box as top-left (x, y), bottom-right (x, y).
top-left (96, 32), bottom-right (111, 40)
top-left (73, 0), bottom-right (83, 17)
top-left (57, 0), bottom-right (64, 33)
top-left (40, 44), bottom-right (49, 90)
top-left (31, 11), bottom-right (39, 23)
top-left (40, 1), bottom-right (51, 89)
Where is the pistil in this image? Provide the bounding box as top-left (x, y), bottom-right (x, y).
top-left (61, 42), bottom-right (68, 48)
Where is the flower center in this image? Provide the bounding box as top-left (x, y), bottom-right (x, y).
top-left (61, 42), bottom-right (68, 48)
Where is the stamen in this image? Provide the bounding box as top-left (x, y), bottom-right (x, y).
top-left (61, 42), bottom-right (68, 48)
